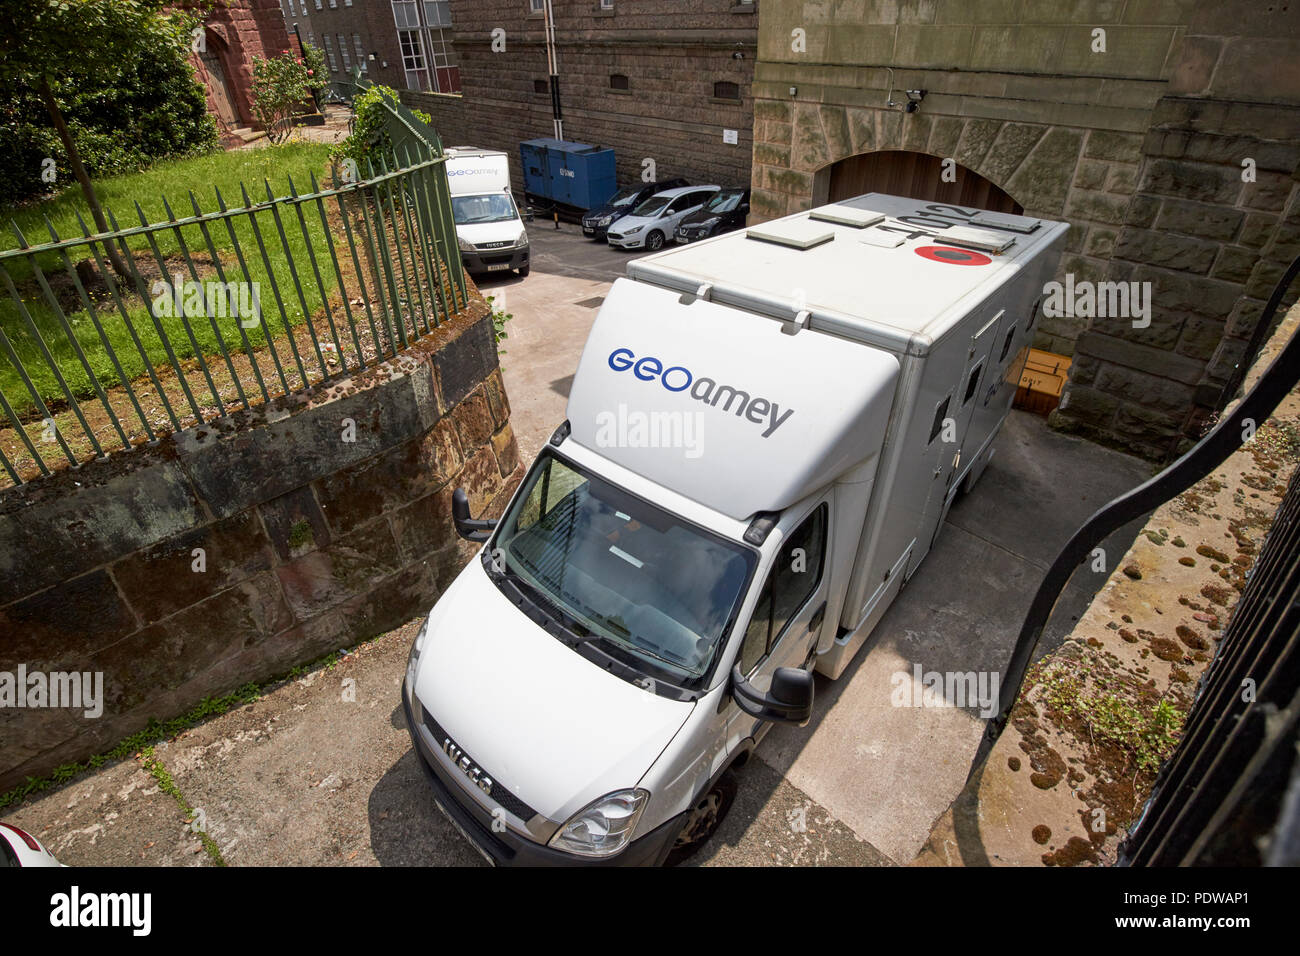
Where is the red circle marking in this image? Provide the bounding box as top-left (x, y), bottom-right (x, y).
top-left (915, 245), bottom-right (992, 266)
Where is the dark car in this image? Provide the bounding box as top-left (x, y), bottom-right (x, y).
top-left (581, 177), bottom-right (690, 239)
top-left (674, 188), bottom-right (751, 244)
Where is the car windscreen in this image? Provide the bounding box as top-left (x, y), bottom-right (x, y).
top-left (493, 452), bottom-right (754, 683)
top-left (452, 193), bottom-right (519, 225)
top-left (608, 186), bottom-right (642, 207)
top-left (706, 191), bottom-right (745, 213)
top-left (631, 195), bottom-right (671, 217)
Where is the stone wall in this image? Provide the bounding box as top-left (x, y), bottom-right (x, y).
top-left (403, 0), bottom-right (758, 196)
top-left (1052, 5), bottom-right (1300, 459)
top-left (0, 302), bottom-right (523, 792)
top-left (751, 0), bottom-right (1300, 458)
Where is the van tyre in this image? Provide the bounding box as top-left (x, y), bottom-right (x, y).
top-left (646, 230), bottom-right (665, 251)
top-left (665, 770), bottom-right (738, 866)
top-left (518, 264), bottom-right (530, 276)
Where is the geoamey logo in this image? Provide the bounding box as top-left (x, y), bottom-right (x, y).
top-left (606, 346), bottom-right (794, 438)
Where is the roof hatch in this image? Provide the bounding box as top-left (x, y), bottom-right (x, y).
top-left (746, 220), bottom-right (835, 250)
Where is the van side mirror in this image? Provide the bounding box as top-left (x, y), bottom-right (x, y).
top-left (730, 665), bottom-right (813, 726)
top-left (452, 487), bottom-right (496, 542)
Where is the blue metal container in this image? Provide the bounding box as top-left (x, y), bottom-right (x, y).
top-left (519, 138), bottom-right (617, 212)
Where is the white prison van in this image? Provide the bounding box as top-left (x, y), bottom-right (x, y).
top-left (403, 193), bottom-right (1067, 865)
top-left (445, 147), bottom-right (530, 276)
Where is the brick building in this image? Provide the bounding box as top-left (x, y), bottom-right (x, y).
top-left (749, 0), bottom-right (1300, 460)
top-left (186, 0), bottom-right (294, 143)
top-left (275, 0), bottom-right (462, 96)
top-left (280, 0), bottom-right (759, 195)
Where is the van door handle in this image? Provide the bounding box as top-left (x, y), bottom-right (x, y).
top-left (808, 602), bottom-right (826, 633)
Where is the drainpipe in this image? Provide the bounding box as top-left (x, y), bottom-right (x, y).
top-left (543, 0), bottom-right (563, 140)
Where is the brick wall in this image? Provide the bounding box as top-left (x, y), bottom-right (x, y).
top-left (187, 0), bottom-right (293, 137)
top-left (0, 303), bottom-right (523, 792)
top-left (403, 0), bottom-right (758, 196)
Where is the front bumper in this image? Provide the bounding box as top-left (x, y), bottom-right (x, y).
top-left (461, 246), bottom-right (529, 274)
top-left (401, 682), bottom-right (684, 867)
top-left (606, 232), bottom-right (646, 249)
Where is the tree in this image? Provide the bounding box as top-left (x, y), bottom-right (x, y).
top-left (0, 0), bottom-right (206, 276)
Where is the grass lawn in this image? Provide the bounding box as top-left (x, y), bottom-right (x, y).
top-left (0, 141), bottom-right (345, 414)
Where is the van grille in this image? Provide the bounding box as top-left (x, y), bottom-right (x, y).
top-left (421, 705), bottom-right (539, 822)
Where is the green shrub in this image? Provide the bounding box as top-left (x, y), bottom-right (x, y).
top-left (331, 84), bottom-right (433, 176)
top-left (251, 50), bottom-right (313, 145)
top-left (0, 10), bottom-right (217, 208)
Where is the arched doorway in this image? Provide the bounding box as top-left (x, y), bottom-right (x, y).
top-left (200, 33), bottom-right (240, 129)
top-left (823, 150), bottom-right (1021, 213)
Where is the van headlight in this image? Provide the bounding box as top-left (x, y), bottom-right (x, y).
top-left (549, 789), bottom-right (649, 857)
top-left (457, 235), bottom-right (474, 252)
top-left (514, 230), bottom-right (529, 248)
top-left (406, 616), bottom-right (430, 693)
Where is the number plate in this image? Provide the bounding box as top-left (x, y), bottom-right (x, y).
top-left (485, 263), bottom-right (510, 271)
top-left (430, 793), bottom-right (496, 866)
top-left (582, 227), bottom-right (595, 235)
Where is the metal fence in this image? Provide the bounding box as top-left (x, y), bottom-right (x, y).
top-left (0, 87), bottom-right (467, 489)
top-left (1119, 463), bottom-right (1300, 866)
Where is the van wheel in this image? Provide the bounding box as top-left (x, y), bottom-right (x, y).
top-left (646, 230), bottom-right (665, 251)
top-left (517, 264), bottom-right (530, 277)
top-left (665, 771), bottom-right (738, 866)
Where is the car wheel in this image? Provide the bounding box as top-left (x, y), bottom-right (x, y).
top-left (665, 771), bottom-right (738, 866)
top-left (646, 230), bottom-right (665, 251)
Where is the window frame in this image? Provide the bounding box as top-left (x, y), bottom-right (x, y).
top-left (738, 503), bottom-right (829, 676)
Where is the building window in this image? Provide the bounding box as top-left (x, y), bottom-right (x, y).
top-left (329, 0), bottom-right (337, 7)
top-left (314, 0), bottom-right (321, 9)
top-left (599, 0), bottom-right (614, 9)
top-left (299, 0), bottom-right (307, 16)
top-left (339, 34), bottom-right (351, 71)
top-left (323, 35), bottom-right (338, 72)
top-left (530, 0), bottom-right (544, 11)
top-left (534, 78), bottom-right (549, 94)
top-left (610, 73), bottom-right (629, 91)
top-left (714, 80), bottom-right (740, 100)
top-left (354, 35), bottom-right (368, 72)
top-left (391, 0), bottom-right (459, 94)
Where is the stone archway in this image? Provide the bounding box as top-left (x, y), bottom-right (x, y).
top-left (754, 102), bottom-right (1084, 226)
top-left (819, 149), bottom-right (1023, 214)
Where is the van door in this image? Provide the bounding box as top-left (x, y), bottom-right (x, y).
top-left (723, 500), bottom-right (832, 751)
top-left (925, 310), bottom-right (1003, 556)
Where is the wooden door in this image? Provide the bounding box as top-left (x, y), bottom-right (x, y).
top-left (828, 150), bottom-right (1021, 213)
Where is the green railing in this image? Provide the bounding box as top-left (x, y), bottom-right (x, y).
top-left (0, 90), bottom-right (467, 490)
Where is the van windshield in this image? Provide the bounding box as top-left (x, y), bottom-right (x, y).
top-left (452, 193), bottom-right (519, 225)
top-left (493, 452), bottom-right (755, 683)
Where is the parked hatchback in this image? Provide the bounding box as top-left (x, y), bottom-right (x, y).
top-left (606, 186), bottom-right (721, 251)
top-left (675, 188), bottom-right (751, 244)
top-left (582, 178), bottom-right (689, 240)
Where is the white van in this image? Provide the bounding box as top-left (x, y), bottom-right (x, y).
top-left (445, 147), bottom-right (530, 276)
top-left (403, 193), bottom-right (1067, 865)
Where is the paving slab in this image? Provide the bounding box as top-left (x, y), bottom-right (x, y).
top-left (3, 758), bottom-right (210, 867)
